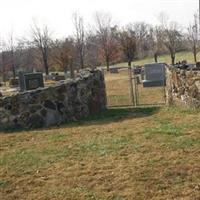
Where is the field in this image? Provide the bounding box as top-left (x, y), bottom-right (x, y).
top-left (1, 61), bottom-right (200, 200)
top-left (1, 107), bottom-right (200, 200)
top-left (114, 51), bottom-right (200, 67)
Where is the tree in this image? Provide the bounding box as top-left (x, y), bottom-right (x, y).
top-left (0, 33), bottom-right (17, 79)
top-left (0, 38), bottom-right (6, 82)
top-left (52, 38), bottom-right (76, 78)
top-left (187, 12), bottom-right (200, 62)
top-left (16, 38), bottom-right (38, 72)
top-left (85, 31), bottom-right (100, 67)
top-left (9, 33), bottom-right (16, 78)
top-left (162, 22), bottom-right (182, 65)
top-left (119, 25), bottom-right (137, 67)
top-left (31, 23), bottom-right (52, 75)
top-left (149, 27), bottom-right (164, 63)
top-left (133, 22), bottom-right (151, 58)
top-left (95, 12), bottom-right (119, 71)
top-left (72, 13), bottom-right (85, 69)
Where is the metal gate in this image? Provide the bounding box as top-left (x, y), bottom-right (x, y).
top-left (104, 65), bottom-right (166, 107)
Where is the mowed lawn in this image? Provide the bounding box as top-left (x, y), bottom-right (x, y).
top-left (1, 106), bottom-right (200, 200)
top-left (114, 51), bottom-right (200, 67)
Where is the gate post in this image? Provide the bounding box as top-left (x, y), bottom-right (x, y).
top-left (128, 65), bottom-right (136, 106)
top-left (132, 65), bottom-right (138, 107)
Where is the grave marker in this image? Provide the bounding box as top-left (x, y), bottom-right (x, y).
top-left (9, 78), bottom-right (19, 87)
top-left (143, 63), bottom-right (166, 87)
top-left (196, 62), bottom-right (200, 69)
top-left (19, 72), bottom-right (44, 91)
top-left (109, 67), bottom-right (119, 73)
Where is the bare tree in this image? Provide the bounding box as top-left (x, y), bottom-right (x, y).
top-left (85, 31), bottom-right (100, 67)
top-left (187, 12), bottom-right (200, 62)
top-left (72, 13), bottom-right (85, 69)
top-left (95, 12), bottom-right (119, 71)
top-left (31, 22), bottom-right (52, 75)
top-left (0, 33), bottom-right (17, 79)
top-left (119, 25), bottom-right (137, 67)
top-left (0, 38), bottom-right (6, 82)
top-left (16, 38), bottom-right (38, 72)
top-left (162, 22), bottom-right (182, 65)
top-left (133, 22), bottom-right (151, 58)
top-left (150, 27), bottom-right (164, 63)
top-left (9, 33), bottom-right (16, 78)
top-left (52, 38), bottom-right (75, 78)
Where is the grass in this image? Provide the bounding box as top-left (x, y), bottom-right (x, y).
top-left (114, 51), bottom-right (200, 67)
top-left (1, 58), bottom-right (200, 199)
top-left (104, 69), bottom-right (165, 107)
top-left (1, 106), bottom-right (200, 200)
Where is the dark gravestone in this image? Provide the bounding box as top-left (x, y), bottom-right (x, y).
top-left (45, 75), bottom-right (54, 81)
top-left (133, 66), bottom-right (142, 75)
top-left (19, 72), bottom-right (44, 91)
top-left (196, 62), bottom-right (200, 69)
top-left (109, 67), bottom-right (119, 73)
top-left (143, 63), bottom-right (166, 87)
top-left (54, 75), bottom-right (65, 81)
top-left (9, 78), bottom-right (19, 87)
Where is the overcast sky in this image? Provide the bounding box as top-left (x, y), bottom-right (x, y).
top-left (0, 0), bottom-right (198, 40)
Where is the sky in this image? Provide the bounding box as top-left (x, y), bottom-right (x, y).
top-left (0, 0), bottom-right (198, 40)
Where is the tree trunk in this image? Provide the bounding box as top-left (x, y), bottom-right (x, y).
top-left (2, 52), bottom-right (6, 82)
top-left (171, 54), bottom-right (175, 65)
top-left (11, 50), bottom-right (16, 79)
top-left (106, 56), bottom-right (110, 72)
top-left (154, 53), bottom-right (158, 63)
top-left (64, 65), bottom-right (68, 79)
top-left (12, 66), bottom-right (16, 79)
top-left (128, 60), bottom-right (131, 67)
top-left (69, 65), bottom-right (75, 79)
top-left (43, 57), bottom-right (49, 75)
top-left (193, 45), bottom-right (197, 63)
top-left (80, 53), bottom-right (84, 69)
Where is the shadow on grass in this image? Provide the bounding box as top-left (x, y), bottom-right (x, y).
top-left (74, 106), bottom-right (160, 124)
top-left (1, 106), bottom-right (161, 134)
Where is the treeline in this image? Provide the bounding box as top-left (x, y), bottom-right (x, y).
top-left (0, 12), bottom-right (199, 80)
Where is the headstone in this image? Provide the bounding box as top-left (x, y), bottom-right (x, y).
top-left (109, 67), bottom-right (119, 73)
top-left (9, 78), bottom-right (19, 87)
top-left (140, 68), bottom-right (145, 80)
top-left (133, 66), bottom-right (142, 75)
top-left (143, 63), bottom-right (166, 87)
top-left (19, 72), bottom-right (44, 91)
top-left (196, 62), bottom-right (200, 69)
top-left (182, 60), bottom-right (187, 65)
top-left (45, 75), bottom-right (54, 81)
top-left (187, 64), bottom-right (195, 70)
top-left (54, 75), bottom-right (65, 81)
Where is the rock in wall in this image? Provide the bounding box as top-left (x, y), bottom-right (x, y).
top-left (0, 69), bottom-right (107, 130)
top-left (166, 67), bottom-right (200, 109)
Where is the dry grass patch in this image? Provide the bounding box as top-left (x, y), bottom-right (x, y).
top-left (1, 107), bottom-right (200, 200)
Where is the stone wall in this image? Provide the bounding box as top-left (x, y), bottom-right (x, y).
top-left (0, 69), bottom-right (107, 130)
top-left (166, 67), bottom-right (200, 109)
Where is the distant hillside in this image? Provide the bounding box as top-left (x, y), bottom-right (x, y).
top-left (114, 51), bottom-right (200, 67)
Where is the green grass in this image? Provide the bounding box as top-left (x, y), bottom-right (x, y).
top-left (1, 107), bottom-right (200, 200)
top-left (114, 51), bottom-right (200, 67)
